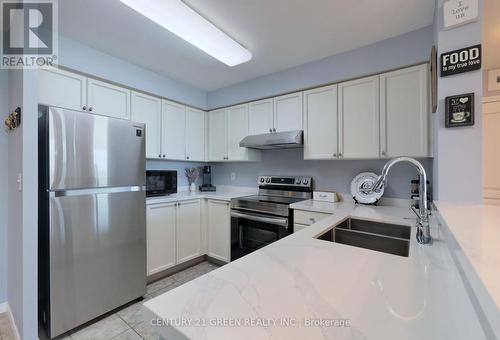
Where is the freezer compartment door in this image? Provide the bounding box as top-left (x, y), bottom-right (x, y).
top-left (48, 107), bottom-right (145, 190)
top-left (48, 189), bottom-right (146, 337)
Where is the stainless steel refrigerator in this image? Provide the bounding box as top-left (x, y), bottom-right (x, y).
top-left (38, 106), bottom-right (147, 338)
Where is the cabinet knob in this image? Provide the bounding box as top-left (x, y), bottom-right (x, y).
top-left (88, 107), bottom-right (93, 112)
top-left (338, 153), bottom-right (343, 158)
top-left (269, 128), bottom-right (272, 133)
top-left (186, 156), bottom-right (190, 160)
top-left (310, 217), bottom-right (316, 223)
top-left (273, 128), bottom-right (276, 133)
top-left (158, 154), bottom-right (161, 158)
top-left (381, 151), bottom-right (387, 157)
top-left (163, 155), bottom-right (166, 158)
top-left (82, 106), bottom-right (87, 111)
top-left (333, 153), bottom-right (337, 158)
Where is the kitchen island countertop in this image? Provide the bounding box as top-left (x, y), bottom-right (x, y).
top-left (144, 203), bottom-right (489, 340)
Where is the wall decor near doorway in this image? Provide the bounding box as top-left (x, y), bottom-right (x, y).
top-left (445, 93), bottom-right (474, 128)
top-left (440, 44), bottom-right (481, 77)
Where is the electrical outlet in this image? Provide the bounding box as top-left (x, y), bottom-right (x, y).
top-left (230, 172), bottom-right (236, 181)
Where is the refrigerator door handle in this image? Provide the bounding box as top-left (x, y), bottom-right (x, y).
top-left (50, 186), bottom-right (145, 197)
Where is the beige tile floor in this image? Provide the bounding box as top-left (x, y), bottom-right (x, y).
top-left (48, 261), bottom-right (219, 340)
top-left (0, 312), bottom-right (17, 340)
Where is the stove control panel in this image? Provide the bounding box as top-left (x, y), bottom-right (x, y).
top-left (258, 176), bottom-right (312, 188)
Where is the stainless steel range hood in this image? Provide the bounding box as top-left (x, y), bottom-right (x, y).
top-left (239, 130), bottom-right (303, 149)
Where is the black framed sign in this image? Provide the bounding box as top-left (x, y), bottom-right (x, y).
top-left (445, 93), bottom-right (474, 128)
top-left (440, 44), bottom-right (481, 77)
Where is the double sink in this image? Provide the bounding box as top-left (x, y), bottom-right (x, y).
top-left (316, 218), bottom-right (411, 257)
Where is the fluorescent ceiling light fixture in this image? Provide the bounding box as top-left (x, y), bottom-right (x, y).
top-left (119, 0), bottom-right (252, 66)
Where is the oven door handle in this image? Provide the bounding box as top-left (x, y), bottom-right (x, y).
top-left (230, 211), bottom-right (288, 228)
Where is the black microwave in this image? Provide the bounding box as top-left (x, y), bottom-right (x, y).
top-left (146, 170), bottom-right (177, 197)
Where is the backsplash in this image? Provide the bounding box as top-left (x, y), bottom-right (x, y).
top-left (209, 149), bottom-right (433, 199)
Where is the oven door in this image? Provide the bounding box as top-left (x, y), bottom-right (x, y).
top-left (230, 210), bottom-right (289, 261)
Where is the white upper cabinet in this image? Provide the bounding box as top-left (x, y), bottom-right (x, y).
top-left (274, 92), bottom-right (303, 132)
top-left (248, 98), bottom-right (274, 135)
top-left (208, 109), bottom-right (228, 161)
top-left (38, 67), bottom-right (87, 111)
top-left (131, 91), bottom-right (162, 159)
top-left (227, 104), bottom-right (250, 161)
top-left (162, 100), bottom-right (186, 160)
top-left (338, 76), bottom-right (380, 159)
top-left (176, 200), bottom-right (202, 264)
top-left (185, 107), bottom-right (206, 161)
top-left (380, 64), bottom-right (429, 158)
top-left (303, 85), bottom-right (338, 159)
top-left (87, 78), bottom-right (131, 119)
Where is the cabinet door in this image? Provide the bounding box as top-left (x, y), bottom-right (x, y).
top-left (146, 203), bottom-right (176, 276)
top-left (380, 64), bottom-right (429, 157)
top-left (208, 109), bottom-right (227, 161)
top-left (227, 104), bottom-right (249, 161)
top-left (161, 100), bottom-right (186, 160)
top-left (248, 98), bottom-right (274, 135)
top-left (131, 92), bottom-right (162, 159)
top-left (185, 107), bottom-right (205, 161)
top-left (87, 78), bottom-right (131, 119)
top-left (177, 200), bottom-right (202, 264)
top-left (38, 67), bottom-right (87, 111)
top-left (207, 200), bottom-right (230, 262)
top-left (274, 92), bottom-right (303, 132)
top-left (338, 76), bottom-right (380, 159)
top-left (303, 85), bottom-right (338, 159)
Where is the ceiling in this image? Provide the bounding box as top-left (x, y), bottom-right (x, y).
top-left (484, 0), bottom-right (500, 70)
top-left (59, 0), bottom-right (435, 91)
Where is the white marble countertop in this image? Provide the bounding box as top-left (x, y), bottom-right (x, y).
top-left (144, 204), bottom-right (488, 339)
top-left (434, 202), bottom-right (500, 335)
top-left (146, 189), bottom-right (256, 204)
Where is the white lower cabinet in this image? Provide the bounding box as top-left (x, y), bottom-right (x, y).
top-left (146, 202), bottom-right (177, 276)
top-left (207, 199), bottom-right (231, 263)
top-left (176, 200), bottom-right (202, 264)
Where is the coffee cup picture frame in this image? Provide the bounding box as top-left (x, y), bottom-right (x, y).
top-left (445, 93), bottom-right (474, 128)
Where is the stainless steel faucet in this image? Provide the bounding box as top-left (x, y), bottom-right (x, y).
top-left (371, 157), bottom-right (432, 245)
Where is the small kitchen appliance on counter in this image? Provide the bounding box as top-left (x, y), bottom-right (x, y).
top-left (199, 165), bottom-right (216, 192)
top-left (230, 175), bottom-right (313, 260)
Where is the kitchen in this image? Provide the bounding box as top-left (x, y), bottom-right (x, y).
top-left (0, 0), bottom-right (499, 339)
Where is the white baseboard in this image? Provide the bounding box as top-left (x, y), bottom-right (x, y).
top-left (0, 303), bottom-right (21, 340)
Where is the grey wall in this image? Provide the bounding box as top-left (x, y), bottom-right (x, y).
top-left (207, 26), bottom-right (434, 109)
top-left (7, 69), bottom-right (39, 340)
top-left (7, 70), bottom-right (23, 334)
top-left (433, 0), bottom-right (483, 203)
top-left (58, 36), bottom-right (208, 109)
top-left (0, 70), bottom-right (8, 304)
top-left (210, 149), bottom-right (432, 199)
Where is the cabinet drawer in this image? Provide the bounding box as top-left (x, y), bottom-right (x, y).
top-left (294, 210), bottom-right (331, 225)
